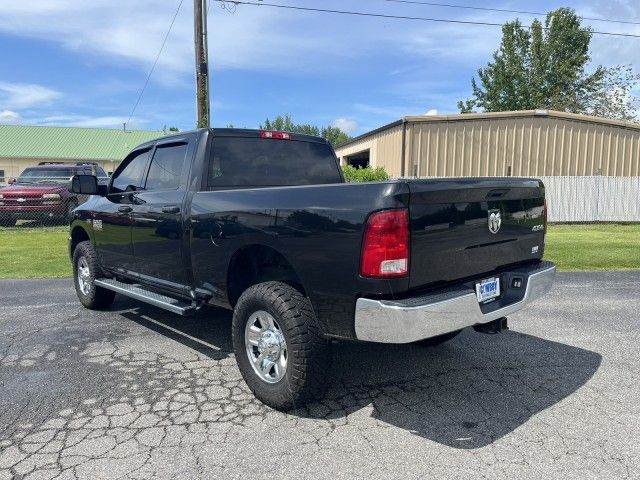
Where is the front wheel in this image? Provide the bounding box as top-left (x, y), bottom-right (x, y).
top-left (232, 281), bottom-right (330, 411)
top-left (73, 241), bottom-right (115, 309)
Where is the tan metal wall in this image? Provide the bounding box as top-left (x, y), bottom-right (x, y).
top-left (408, 117), bottom-right (640, 177)
top-left (336, 124), bottom-right (404, 177)
top-left (335, 111), bottom-right (640, 177)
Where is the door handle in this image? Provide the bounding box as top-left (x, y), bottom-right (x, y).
top-left (161, 205), bottom-right (180, 214)
top-left (118, 205), bottom-right (132, 213)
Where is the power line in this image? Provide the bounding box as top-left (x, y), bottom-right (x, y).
top-left (126, 0), bottom-right (185, 128)
top-left (384, 0), bottom-right (640, 27)
top-left (211, 0), bottom-right (640, 39)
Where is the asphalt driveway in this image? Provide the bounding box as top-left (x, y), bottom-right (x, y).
top-left (1, 272), bottom-right (638, 479)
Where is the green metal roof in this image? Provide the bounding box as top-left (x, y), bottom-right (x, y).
top-left (0, 125), bottom-right (166, 161)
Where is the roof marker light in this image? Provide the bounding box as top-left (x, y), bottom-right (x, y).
top-left (260, 131), bottom-right (292, 140)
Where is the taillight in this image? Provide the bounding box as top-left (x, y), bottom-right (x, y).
top-left (360, 208), bottom-right (409, 278)
top-left (260, 131), bottom-right (291, 140)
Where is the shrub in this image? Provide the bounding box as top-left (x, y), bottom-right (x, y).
top-left (341, 165), bottom-right (389, 182)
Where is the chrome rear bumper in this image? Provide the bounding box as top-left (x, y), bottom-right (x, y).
top-left (354, 261), bottom-right (556, 343)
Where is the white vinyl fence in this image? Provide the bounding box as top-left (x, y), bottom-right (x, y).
top-left (539, 176), bottom-right (640, 222)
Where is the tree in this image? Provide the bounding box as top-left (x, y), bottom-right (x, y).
top-left (458, 8), bottom-right (640, 121)
top-left (584, 65), bottom-right (640, 121)
top-left (260, 114), bottom-right (351, 146)
top-left (321, 126), bottom-right (350, 148)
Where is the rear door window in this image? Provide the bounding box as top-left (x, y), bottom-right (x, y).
top-left (145, 143), bottom-right (188, 191)
top-left (207, 137), bottom-right (342, 188)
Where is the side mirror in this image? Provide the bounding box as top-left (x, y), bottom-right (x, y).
top-left (70, 174), bottom-right (99, 195)
top-left (7, 177), bottom-right (15, 185)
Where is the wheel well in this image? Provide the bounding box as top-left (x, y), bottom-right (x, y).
top-left (70, 226), bottom-right (90, 258)
top-left (227, 245), bottom-right (305, 307)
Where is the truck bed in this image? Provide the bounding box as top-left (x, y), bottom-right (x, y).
top-left (189, 176), bottom-right (546, 338)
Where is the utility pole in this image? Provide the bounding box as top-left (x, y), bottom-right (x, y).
top-left (194, 0), bottom-right (210, 128)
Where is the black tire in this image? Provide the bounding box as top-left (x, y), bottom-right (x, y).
top-left (72, 241), bottom-right (115, 309)
top-left (414, 329), bottom-right (462, 347)
top-left (232, 281), bottom-right (330, 411)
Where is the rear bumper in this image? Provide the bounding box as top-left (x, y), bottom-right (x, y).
top-left (354, 261), bottom-right (556, 343)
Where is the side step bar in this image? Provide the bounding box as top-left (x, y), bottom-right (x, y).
top-left (95, 278), bottom-right (196, 316)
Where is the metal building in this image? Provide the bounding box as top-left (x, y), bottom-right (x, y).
top-left (0, 125), bottom-right (164, 184)
top-left (334, 110), bottom-right (640, 178)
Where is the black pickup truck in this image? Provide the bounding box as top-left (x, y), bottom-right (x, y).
top-left (68, 128), bottom-right (555, 410)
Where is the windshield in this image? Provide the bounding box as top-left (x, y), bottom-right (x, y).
top-left (16, 168), bottom-right (75, 184)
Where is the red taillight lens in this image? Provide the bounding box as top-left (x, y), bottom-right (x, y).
top-left (360, 208), bottom-right (410, 278)
top-left (260, 131), bottom-right (292, 140)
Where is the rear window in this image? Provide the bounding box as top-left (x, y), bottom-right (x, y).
top-left (207, 137), bottom-right (342, 188)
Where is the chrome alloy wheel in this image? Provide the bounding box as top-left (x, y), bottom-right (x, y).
top-left (77, 256), bottom-right (91, 296)
top-left (245, 310), bottom-right (288, 384)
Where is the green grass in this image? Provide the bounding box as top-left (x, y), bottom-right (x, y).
top-left (544, 224), bottom-right (640, 271)
top-left (0, 224), bottom-right (638, 279)
top-left (0, 226), bottom-right (70, 278)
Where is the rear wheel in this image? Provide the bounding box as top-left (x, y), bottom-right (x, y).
top-left (232, 281), bottom-right (330, 411)
top-left (414, 329), bottom-right (462, 347)
top-left (73, 241), bottom-right (115, 309)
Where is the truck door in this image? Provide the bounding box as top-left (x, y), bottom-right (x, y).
top-left (93, 147), bottom-right (151, 270)
top-left (129, 139), bottom-right (191, 286)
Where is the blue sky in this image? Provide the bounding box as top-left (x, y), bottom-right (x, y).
top-left (0, 0), bottom-right (638, 135)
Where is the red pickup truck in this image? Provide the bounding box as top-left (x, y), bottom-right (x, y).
top-left (0, 163), bottom-right (109, 226)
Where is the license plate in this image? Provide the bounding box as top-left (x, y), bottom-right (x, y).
top-left (476, 277), bottom-right (500, 303)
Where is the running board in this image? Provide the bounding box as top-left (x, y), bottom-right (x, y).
top-left (95, 278), bottom-right (196, 316)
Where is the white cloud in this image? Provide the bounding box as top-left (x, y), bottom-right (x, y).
top-left (7, 112), bottom-right (146, 129)
top-left (0, 82), bottom-right (61, 109)
top-left (0, 1), bottom-right (192, 77)
top-left (0, 110), bottom-right (22, 124)
top-left (588, 1), bottom-right (640, 73)
top-left (425, 109), bottom-right (438, 116)
top-left (68, 116), bottom-right (137, 128)
top-left (332, 117), bottom-right (358, 133)
top-left (0, 1), bottom-right (359, 76)
top-left (354, 103), bottom-right (429, 118)
top-left (32, 115), bottom-right (145, 129)
top-left (0, 0), bottom-right (508, 78)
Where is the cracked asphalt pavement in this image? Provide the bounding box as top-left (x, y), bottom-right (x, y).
top-left (1, 272), bottom-right (639, 479)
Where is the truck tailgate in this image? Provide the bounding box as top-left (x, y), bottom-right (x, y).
top-left (408, 178), bottom-right (546, 289)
